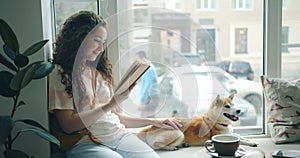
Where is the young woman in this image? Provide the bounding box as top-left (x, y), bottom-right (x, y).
top-left (48, 11), bottom-right (182, 158)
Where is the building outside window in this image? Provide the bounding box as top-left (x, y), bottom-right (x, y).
top-left (235, 27), bottom-right (248, 54)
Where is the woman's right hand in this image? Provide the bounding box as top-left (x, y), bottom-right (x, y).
top-left (110, 82), bottom-right (137, 105)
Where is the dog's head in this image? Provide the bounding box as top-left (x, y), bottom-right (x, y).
top-left (210, 94), bottom-right (241, 123)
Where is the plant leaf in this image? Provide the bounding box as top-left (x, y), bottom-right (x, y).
top-left (14, 54), bottom-right (29, 68)
top-left (0, 71), bottom-right (18, 97)
top-left (0, 19), bottom-right (19, 52)
top-left (0, 116), bottom-right (14, 145)
top-left (22, 40), bottom-right (48, 56)
top-left (30, 61), bottom-right (54, 79)
top-left (10, 65), bottom-right (36, 91)
top-left (4, 149), bottom-right (30, 158)
top-left (3, 44), bottom-right (17, 60)
top-left (19, 128), bottom-right (60, 146)
top-left (0, 54), bottom-right (17, 72)
top-left (15, 119), bottom-right (47, 131)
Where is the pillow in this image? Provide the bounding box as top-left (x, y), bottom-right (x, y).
top-left (261, 75), bottom-right (300, 144)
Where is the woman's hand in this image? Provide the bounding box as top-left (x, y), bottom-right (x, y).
top-left (152, 118), bottom-right (183, 130)
top-left (110, 82), bottom-right (137, 106)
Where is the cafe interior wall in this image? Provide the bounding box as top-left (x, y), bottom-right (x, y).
top-left (0, 0), bottom-right (52, 157)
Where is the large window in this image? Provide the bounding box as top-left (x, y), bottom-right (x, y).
top-left (51, 0), bottom-right (300, 136)
top-left (117, 0), bottom-right (263, 135)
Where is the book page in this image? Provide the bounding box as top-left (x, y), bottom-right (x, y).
top-left (114, 60), bottom-right (150, 94)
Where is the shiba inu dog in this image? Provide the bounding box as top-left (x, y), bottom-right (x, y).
top-left (137, 94), bottom-right (257, 150)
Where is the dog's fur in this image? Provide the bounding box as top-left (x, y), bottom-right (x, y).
top-left (137, 94), bottom-right (257, 150)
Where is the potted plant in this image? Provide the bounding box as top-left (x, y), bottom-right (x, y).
top-left (0, 19), bottom-right (60, 158)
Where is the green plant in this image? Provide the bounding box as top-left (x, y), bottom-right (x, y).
top-left (0, 19), bottom-right (60, 158)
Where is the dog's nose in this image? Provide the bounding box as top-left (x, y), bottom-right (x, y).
top-left (236, 110), bottom-right (241, 114)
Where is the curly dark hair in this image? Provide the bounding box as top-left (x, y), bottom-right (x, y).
top-left (53, 11), bottom-right (113, 98)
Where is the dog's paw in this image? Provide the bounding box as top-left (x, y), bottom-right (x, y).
top-left (163, 146), bottom-right (178, 151)
top-left (245, 139), bottom-right (258, 147)
top-left (240, 139), bottom-right (258, 147)
top-left (248, 141), bottom-right (258, 147)
top-left (181, 143), bottom-right (190, 148)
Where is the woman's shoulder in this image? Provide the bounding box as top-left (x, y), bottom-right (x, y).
top-left (49, 64), bottom-right (65, 87)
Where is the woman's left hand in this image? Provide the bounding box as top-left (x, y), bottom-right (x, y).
top-left (152, 118), bottom-right (183, 130)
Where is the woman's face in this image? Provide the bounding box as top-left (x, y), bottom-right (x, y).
top-left (84, 26), bottom-right (107, 61)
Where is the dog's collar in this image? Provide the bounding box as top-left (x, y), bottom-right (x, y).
top-left (204, 115), bottom-right (229, 127)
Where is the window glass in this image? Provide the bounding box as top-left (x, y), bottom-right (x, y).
top-left (52, 0), bottom-right (272, 135)
top-left (133, 9), bottom-right (149, 24)
top-left (281, 26), bottom-right (289, 53)
top-left (281, 0), bottom-right (300, 80)
top-left (235, 28), bottom-right (248, 54)
top-left (51, 0), bottom-right (300, 137)
top-left (52, 0), bottom-right (97, 34)
top-left (133, 27), bottom-right (151, 42)
top-left (118, 0), bottom-right (263, 135)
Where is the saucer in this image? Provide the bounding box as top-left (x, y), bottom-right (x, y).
top-left (206, 147), bottom-right (246, 158)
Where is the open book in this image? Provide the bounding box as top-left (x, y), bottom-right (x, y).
top-left (114, 60), bottom-right (150, 94)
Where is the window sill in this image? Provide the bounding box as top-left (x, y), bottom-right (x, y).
top-left (156, 138), bottom-right (300, 158)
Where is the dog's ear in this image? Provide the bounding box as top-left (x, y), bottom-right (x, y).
top-left (215, 94), bottom-right (222, 105)
top-left (229, 93), bottom-right (235, 100)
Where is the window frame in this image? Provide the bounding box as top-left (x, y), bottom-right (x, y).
top-left (263, 0), bottom-right (283, 137)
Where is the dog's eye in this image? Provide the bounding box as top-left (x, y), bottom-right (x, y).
top-left (224, 105), bottom-right (230, 108)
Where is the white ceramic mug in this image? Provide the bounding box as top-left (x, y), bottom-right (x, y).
top-left (205, 134), bottom-right (240, 156)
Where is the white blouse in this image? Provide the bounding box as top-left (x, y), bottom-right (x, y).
top-left (48, 65), bottom-right (127, 143)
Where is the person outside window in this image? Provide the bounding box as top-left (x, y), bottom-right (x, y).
top-left (135, 51), bottom-right (160, 118)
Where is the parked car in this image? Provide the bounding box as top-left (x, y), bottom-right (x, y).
top-left (182, 65), bottom-right (263, 114)
top-left (156, 66), bottom-right (257, 126)
top-left (217, 60), bottom-right (254, 80)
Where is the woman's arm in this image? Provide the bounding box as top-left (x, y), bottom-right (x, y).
top-left (115, 112), bottom-right (182, 130)
top-left (53, 107), bottom-right (106, 134)
top-left (53, 86), bottom-right (134, 134)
